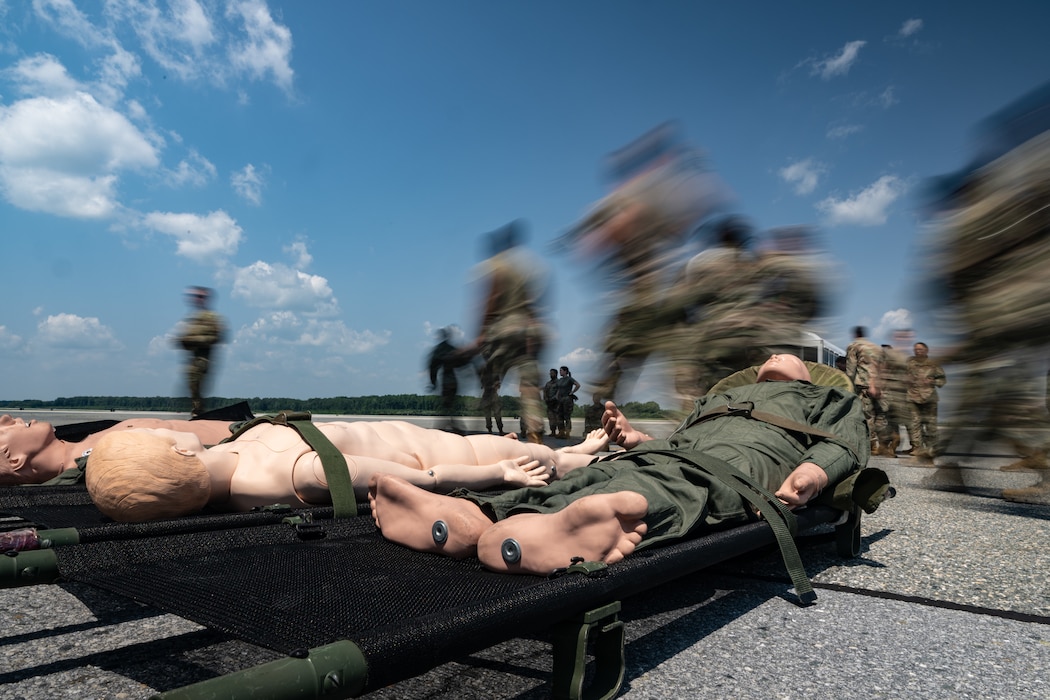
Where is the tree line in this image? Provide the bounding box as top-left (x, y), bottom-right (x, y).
top-left (1, 395), bottom-right (670, 419)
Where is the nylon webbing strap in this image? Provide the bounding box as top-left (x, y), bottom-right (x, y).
top-left (221, 412), bottom-right (357, 519)
top-left (686, 402), bottom-right (839, 443)
top-left (627, 447), bottom-right (817, 605)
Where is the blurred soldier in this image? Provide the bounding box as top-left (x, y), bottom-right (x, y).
top-left (560, 123), bottom-right (731, 403)
top-left (668, 216), bottom-right (763, 410)
top-left (845, 326), bottom-right (882, 454)
top-left (754, 225), bottom-right (831, 354)
top-left (428, 327), bottom-right (469, 434)
top-left (905, 342), bottom-right (946, 458)
top-left (919, 81), bottom-right (1050, 502)
top-left (469, 220), bottom-right (550, 444)
top-left (478, 354), bottom-right (505, 435)
top-left (175, 286), bottom-right (227, 418)
top-left (877, 330), bottom-right (915, 457)
top-left (583, 392), bottom-right (604, 437)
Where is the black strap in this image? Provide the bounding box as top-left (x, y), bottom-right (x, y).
top-left (619, 447), bottom-right (817, 605)
top-left (221, 412), bottom-right (357, 519)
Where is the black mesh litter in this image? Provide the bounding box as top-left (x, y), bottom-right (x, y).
top-left (0, 485), bottom-right (103, 531)
top-left (49, 506), bottom-right (840, 691)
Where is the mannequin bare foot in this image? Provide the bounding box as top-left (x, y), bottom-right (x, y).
top-left (369, 474), bottom-right (494, 558)
top-left (559, 429), bottom-right (610, 455)
top-left (601, 401), bottom-right (650, 449)
top-left (476, 492), bottom-right (648, 575)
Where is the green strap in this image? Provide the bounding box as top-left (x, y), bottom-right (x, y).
top-left (222, 411), bottom-right (357, 519)
top-left (625, 447), bottom-right (817, 605)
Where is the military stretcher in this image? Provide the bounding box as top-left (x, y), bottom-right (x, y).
top-left (0, 366), bottom-right (891, 699)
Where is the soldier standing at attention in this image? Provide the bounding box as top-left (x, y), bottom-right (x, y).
top-left (845, 326), bottom-right (882, 455)
top-left (175, 286), bottom-right (227, 418)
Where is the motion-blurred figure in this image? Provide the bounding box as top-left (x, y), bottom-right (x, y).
top-left (478, 351), bottom-right (505, 435)
top-left (428, 326), bottom-right (470, 433)
top-left (469, 220), bottom-right (550, 443)
top-left (668, 215), bottom-right (761, 408)
top-left (845, 326), bottom-right (883, 455)
top-left (920, 81), bottom-right (1050, 502)
top-left (559, 122), bottom-right (731, 403)
top-left (877, 330), bottom-right (915, 457)
top-left (175, 286), bottom-right (227, 418)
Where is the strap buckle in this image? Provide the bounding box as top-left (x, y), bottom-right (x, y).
top-left (724, 401), bottom-right (754, 417)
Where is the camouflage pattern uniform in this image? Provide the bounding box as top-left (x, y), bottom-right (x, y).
top-left (177, 307), bottom-right (226, 417)
top-left (668, 238), bottom-right (766, 411)
top-left (476, 231), bottom-right (549, 443)
top-left (878, 344), bottom-right (911, 456)
top-left (922, 91), bottom-right (1050, 501)
top-left (905, 352), bottom-right (945, 456)
top-left (845, 335), bottom-right (881, 450)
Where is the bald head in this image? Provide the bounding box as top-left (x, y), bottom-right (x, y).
top-left (756, 354), bottom-right (811, 383)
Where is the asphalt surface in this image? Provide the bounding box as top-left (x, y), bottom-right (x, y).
top-left (1, 411), bottom-right (1048, 699)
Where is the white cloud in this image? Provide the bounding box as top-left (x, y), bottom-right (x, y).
top-left (877, 86), bottom-right (898, 109)
top-left (168, 148), bottom-right (217, 187)
top-left (5, 53), bottom-right (82, 97)
top-left (779, 159), bottom-right (826, 195)
top-left (0, 91), bottom-right (159, 217)
top-left (817, 175), bottom-right (905, 226)
top-left (899, 19), bottom-right (923, 38)
top-left (827, 124), bottom-right (864, 140)
top-left (0, 325), bottom-right (24, 351)
top-left (875, 309), bottom-right (913, 340)
top-left (231, 260), bottom-right (339, 315)
top-left (142, 209), bottom-right (243, 262)
top-left (231, 162), bottom-right (265, 204)
top-left (285, 239), bottom-right (312, 269)
top-left (812, 40), bottom-right (866, 80)
top-left (35, 313), bottom-right (124, 350)
top-left (225, 0), bottom-right (295, 94)
top-left (238, 313), bottom-right (390, 354)
top-left (561, 347), bottom-right (598, 367)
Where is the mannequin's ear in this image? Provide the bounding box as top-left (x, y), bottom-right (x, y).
top-left (8, 455), bottom-right (26, 470)
top-left (171, 446), bottom-right (194, 457)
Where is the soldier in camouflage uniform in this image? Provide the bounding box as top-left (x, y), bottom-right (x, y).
top-left (845, 326), bottom-right (882, 454)
top-left (920, 82), bottom-right (1050, 502)
top-left (470, 221), bottom-right (549, 444)
top-left (668, 217), bottom-right (765, 411)
top-left (175, 286), bottom-right (227, 418)
top-left (877, 330), bottom-right (915, 457)
top-left (905, 342), bottom-right (946, 458)
top-left (564, 123), bottom-right (731, 404)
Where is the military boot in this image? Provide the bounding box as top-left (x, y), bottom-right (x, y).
top-left (886, 435), bottom-right (901, 458)
top-left (1000, 450), bottom-right (1048, 472)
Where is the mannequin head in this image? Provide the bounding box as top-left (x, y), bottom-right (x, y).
top-left (86, 430), bottom-right (211, 522)
top-left (756, 354), bottom-right (811, 383)
top-left (0, 416), bottom-right (61, 485)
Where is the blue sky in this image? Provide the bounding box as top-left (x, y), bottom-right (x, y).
top-left (1, 1), bottom-right (1048, 405)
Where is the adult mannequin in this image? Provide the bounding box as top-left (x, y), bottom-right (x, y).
top-left (369, 354), bottom-right (869, 577)
top-left (86, 420), bottom-right (611, 522)
top-left (0, 415), bottom-right (235, 486)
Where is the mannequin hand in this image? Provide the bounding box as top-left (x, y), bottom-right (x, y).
top-left (499, 456), bottom-right (551, 487)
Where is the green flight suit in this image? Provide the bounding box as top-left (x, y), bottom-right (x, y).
top-left (460, 379), bottom-right (868, 549)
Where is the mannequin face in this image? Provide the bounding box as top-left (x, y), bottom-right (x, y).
top-left (756, 354), bottom-right (811, 383)
top-left (0, 415), bottom-right (59, 483)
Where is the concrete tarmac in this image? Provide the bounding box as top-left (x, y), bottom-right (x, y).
top-left (1, 411), bottom-right (1047, 699)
